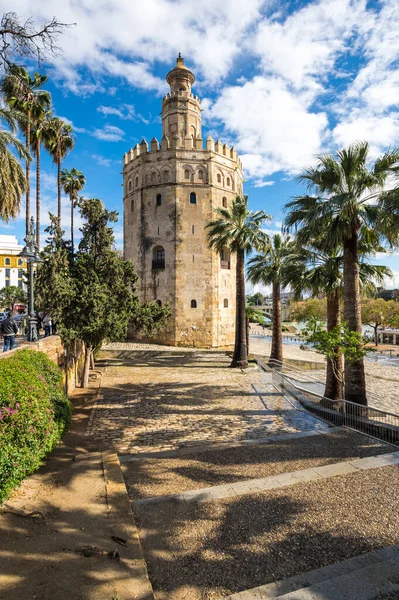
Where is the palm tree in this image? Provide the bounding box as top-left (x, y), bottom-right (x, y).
top-left (31, 110), bottom-right (52, 248)
top-left (0, 107), bottom-right (31, 221)
top-left (45, 117), bottom-right (74, 222)
top-left (1, 66), bottom-right (51, 233)
top-left (206, 195), bottom-right (270, 368)
top-left (285, 240), bottom-right (391, 400)
top-left (61, 168), bottom-right (86, 253)
top-left (284, 142), bottom-right (399, 405)
top-left (247, 234), bottom-right (294, 367)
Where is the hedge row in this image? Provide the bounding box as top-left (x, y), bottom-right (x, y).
top-left (0, 349), bottom-right (72, 503)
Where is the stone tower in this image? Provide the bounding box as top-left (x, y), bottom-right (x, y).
top-left (123, 55), bottom-right (243, 347)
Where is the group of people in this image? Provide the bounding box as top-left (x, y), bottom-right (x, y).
top-left (0, 309), bottom-right (57, 352)
top-left (37, 313), bottom-right (57, 337)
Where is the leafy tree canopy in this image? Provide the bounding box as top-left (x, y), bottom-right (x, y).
top-left (0, 284), bottom-right (27, 310)
top-left (291, 298), bottom-right (327, 323)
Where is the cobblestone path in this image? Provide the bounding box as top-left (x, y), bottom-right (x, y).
top-left (87, 353), bottom-right (328, 453)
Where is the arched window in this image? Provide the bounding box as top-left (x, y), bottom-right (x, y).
top-left (192, 225), bottom-right (195, 234)
top-left (191, 299), bottom-right (197, 308)
top-left (190, 192), bottom-right (196, 204)
top-left (130, 198), bottom-right (134, 211)
top-left (5, 257), bottom-right (10, 266)
top-left (152, 246), bottom-right (165, 269)
top-left (184, 169), bottom-right (190, 179)
top-left (162, 170), bottom-right (169, 182)
top-left (227, 177), bottom-right (231, 186)
top-left (128, 179), bottom-right (132, 192)
top-left (217, 173), bottom-right (221, 184)
top-left (18, 258), bottom-right (23, 266)
top-left (198, 170), bottom-right (203, 180)
top-left (156, 194), bottom-right (162, 206)
top-left (223, 298), bottom-right (229, 308)
top-left (156, 299), bottom-right (162, 307)
top-left (222, 197), bottom-right (227, 208)
top-left (134, 176), bottom-right (139, 188)
top-left (151, 172), bottom-right (156, 183)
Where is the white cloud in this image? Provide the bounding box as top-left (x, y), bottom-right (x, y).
top-left (208, 76), bottom-right (328, 178)
top-left (92, 154), bottom-right (117, 168)
top-left (14, 0), bottom-right (264, 93)
top-left (97, 104), bottom-right (149, 124)
top-left (92, 124), bottom-right (125, 142)
top-left (254, 0), bottom-right (365, 91)
top-left (252, 179), bottom-right (275, 188)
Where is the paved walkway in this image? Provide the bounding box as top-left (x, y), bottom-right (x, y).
top-left (86, 354), bottom-right (329, 453)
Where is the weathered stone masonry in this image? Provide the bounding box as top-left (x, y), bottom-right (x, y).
top-left (123, 56), bottom-right (243, 348)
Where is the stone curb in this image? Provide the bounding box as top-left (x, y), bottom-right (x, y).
top-left (119, 428), bottom-right (341, 463)
top-left (102, 450), bottom-right (154, 599)
top-left (225, 545), bottom-right (399, 599)
top-left (133, 451), bottom-right (399, 507)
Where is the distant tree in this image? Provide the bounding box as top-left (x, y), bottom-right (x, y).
top-left (291, 298), bottom-right (327, 323)
top-left (2, 66), bottom-right (51, 233)
top-left (247, 234), bottom-right (294, 366)
top-left (206, 195), bottom-right (270, 368)
top-left (45, 117), bottom-right (74, 222)
top-left (61, 168), bottom-right (86, 254)
top-left (0, 106), bottom-right (30, 220)
top-left (0, 13), bottom-right (72, 70)
top-left (362, 299), bottom-right (399, 346)
top-left (246, 292), bottom-right (264, 306)
top-left (0, 285), bottom-right (27, 310)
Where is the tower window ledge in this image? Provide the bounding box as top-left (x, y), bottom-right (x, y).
top-left (152, 260), bottom-right (165, 270)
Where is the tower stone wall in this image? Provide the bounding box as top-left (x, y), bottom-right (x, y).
top-left (123, 56), bottom-right (243, 347)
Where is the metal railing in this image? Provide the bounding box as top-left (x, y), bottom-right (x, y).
top-left (256, 356), bottom-right (399, 447)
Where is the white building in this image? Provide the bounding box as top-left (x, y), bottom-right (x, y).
top-left (0, 234), bottom-right (27, 290)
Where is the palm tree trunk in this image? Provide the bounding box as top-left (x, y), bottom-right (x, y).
top-left (269, 279), bottom-right (282, 367)
top-left (25, 116), bottom-right (31, 235)
top-left (231, 249), bottom-right (248, 368)
top-left (70, 193), bottom-right (74, 254)
top-left (36, 139), bottom-right (41, 248)
top-left (324, 290), bottom-right (343, 400)
top-left (343, 229), bottom-right (367, 406)
top-left (57, 154), bottom-right (61, 222)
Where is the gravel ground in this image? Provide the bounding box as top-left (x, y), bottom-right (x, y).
top-left (124, 429), bottom-right (390, 500)
top-left (134, 466), bottom-right (399, 600)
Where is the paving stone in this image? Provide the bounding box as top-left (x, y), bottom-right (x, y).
top-left (87, 353), bottom-right (329, 452)
top-left (348, 456), bottom-right (392, 470)
top-left (311, 462), bottom-right (357, 478)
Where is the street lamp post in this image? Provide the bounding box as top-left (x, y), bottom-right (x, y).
top-left (19, 217), bottom-right (43, 342)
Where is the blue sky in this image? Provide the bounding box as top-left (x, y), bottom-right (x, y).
top-left (1, 0), bottom-right (399, 288)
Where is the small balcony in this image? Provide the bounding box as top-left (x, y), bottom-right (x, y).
top-left (152, 259), bottom-right (165, 270)
top-left (220, 260), bottom-right (230, 269)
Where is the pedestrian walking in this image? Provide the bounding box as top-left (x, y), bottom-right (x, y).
top-left (43, 314), bottom-right (52, 337)
top-left (1, 309), bottom-right (18, 352)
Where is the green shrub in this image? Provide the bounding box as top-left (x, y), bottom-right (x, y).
top-left (0, 349), bottom-right (72, 503)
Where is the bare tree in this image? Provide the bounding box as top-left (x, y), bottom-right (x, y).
top-left (0, 12), bottom-right (74, 69)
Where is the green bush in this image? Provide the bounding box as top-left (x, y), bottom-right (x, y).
top-left (0, 349), bottom-right (72, 503)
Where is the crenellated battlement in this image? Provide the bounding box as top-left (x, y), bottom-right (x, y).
top-left (162, 90), bottom-right (201, 103)
top-left (123, 135), bottom-right (242, 170)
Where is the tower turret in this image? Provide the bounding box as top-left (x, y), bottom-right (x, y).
top-left (162, 54), bottom-right (202, 147)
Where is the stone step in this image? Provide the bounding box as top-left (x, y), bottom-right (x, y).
top-left (227, 545), bottom-right (399, 599)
